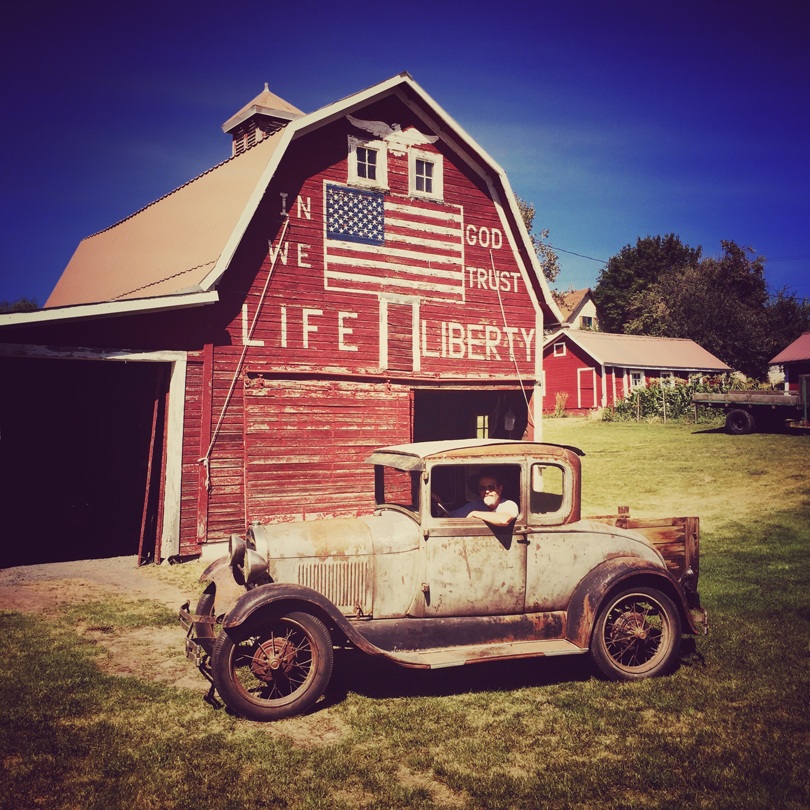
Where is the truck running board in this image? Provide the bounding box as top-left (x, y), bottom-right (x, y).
top-left (383, 638), bottom-right (588, 669)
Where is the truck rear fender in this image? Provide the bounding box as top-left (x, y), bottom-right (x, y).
top-left (221, 583), bottom-right (387, 658)
top-left (566, 558), bottom-right (700, 648)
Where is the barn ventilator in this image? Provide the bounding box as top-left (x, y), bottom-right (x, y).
top-left (491, 249), bottom-right (533, 431)
top-left (198, 216), bottom-right (292, 491)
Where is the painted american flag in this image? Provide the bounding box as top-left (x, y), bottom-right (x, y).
top-left (324, 184), bottom-right (465, 302)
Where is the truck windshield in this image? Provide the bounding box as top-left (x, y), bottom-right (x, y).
top-left (375, 465), bottom-right (420, 513)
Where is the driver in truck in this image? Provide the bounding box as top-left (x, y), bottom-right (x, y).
top-left (450, 468), bottom-right (519, 527)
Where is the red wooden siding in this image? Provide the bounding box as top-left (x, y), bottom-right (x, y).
top-left (243, 378), bottom-right (412, 523)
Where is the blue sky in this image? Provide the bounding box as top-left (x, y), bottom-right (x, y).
top-left (1, 0), bottom-right (808, 307)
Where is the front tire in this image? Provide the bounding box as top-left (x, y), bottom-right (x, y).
top-left (211, 610), bottom-right (333, 721)
top-left (591, 587), bottom-right (681, 681)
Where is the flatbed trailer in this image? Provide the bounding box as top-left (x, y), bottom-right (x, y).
top-left (692, 376), bottom-right (809, 434)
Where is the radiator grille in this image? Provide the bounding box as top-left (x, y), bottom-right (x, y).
top-left (297, 560), bottom-right (370, 612)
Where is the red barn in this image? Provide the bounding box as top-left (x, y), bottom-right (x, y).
top-left (542, 330), bottom-right (730, 415)
top-left (0, 74), bottom-right (561, 565)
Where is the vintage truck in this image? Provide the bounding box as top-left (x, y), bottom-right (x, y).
top-left (693, 376), bottom-right (808, 434)
top-left (180, 439), bottom-right (707, 721)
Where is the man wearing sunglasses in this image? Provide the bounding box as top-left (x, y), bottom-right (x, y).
top-left (450, 468), bottom-right (519, 527)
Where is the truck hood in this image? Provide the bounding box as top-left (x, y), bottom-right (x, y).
top-left (249, 509), bottom-right (419, 561)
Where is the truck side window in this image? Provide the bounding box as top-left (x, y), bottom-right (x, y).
top-left (530, 464), bottom-right (564, 515)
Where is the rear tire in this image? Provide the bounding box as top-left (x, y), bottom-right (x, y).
top-left (591, 587), bottom-right (681, 681)
top-left (726, 409), bottom-right (756, 435)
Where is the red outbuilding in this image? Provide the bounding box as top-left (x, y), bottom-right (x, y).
top-left (770, 332), bottom-right (810, 392)
top-left (542, 330), bottom-right (730, 415)
top-left (0, 74), bottom-right (561, 565)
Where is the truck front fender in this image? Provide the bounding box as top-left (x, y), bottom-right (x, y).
top-left (221, 583), bottom-right (387, 658)
top-left (566, 558), bottom-right (699, 648)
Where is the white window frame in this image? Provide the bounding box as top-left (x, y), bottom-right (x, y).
top-left (660, 371), bottom-right (675, 388)
top-left (553, 342), bottom-right (566, 357)
top-left (630, 371), bottom-right (646, 390)
top-left (348, 135), bottom-right (388, 189)
top-left (408, 149), bottom-right (443, 200)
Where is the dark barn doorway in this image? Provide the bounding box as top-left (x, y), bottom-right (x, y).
top-left (412, 389), bottom-right (529, 443)
top-left (0, 357), bottom-right (168, 567)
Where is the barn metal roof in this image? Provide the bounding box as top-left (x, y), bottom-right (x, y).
top-left (770, 332), bottom-right (810, 364)
top-left (45, 131), bottom-right (286, 308)
top-left (545, 330), bottom-right (730, 372)
top-left (35, 72), bottom-right (562, 326)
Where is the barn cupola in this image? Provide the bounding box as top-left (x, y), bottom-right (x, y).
top-left (223, 84), bottom-right (305, 156)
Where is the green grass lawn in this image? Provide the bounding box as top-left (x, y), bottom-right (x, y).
top-left (2, 421), bottom-right (809, 809)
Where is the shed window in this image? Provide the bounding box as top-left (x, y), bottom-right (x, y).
top-left (660, 371), bottom-right (675, 388)
top-left (630, 371), bottom-right (645, 389)
top-left (553, 342), bottom-right (566, 357)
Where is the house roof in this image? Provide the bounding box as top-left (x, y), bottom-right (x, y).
top-left (770, 332), bottom-right (810, 364)
top-left (30, 72), bottom-right (561, 326)
top-left (545, 330), bottom-right (731, 372)
top-left (558, 288), bottom-right (591, 321)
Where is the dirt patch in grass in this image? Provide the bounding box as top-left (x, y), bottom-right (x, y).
top-left (0, 557), bottom-right (349, 747)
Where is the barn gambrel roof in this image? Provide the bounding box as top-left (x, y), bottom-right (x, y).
top-left (544, 330), bottom-right (730, 372)
top-left (1, 72), bottom-right (562, 328)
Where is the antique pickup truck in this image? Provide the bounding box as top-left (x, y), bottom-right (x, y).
top-left (180, 439), bottom-right (707, 721)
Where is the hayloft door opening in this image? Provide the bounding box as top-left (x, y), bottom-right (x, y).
top-left (412, 390), bottom-right (529, 442)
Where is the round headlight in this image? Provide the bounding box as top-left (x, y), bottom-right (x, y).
top-left (229, 533), bottom-right (246, 567)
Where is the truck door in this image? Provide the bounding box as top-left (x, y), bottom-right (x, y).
top-left (421, 463), bottom-right (526, 617)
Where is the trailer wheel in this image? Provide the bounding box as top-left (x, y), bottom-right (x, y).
top-left (211, 610), bottom-right (333, 721)
top-left (726, 409), bottom-right (756, 435)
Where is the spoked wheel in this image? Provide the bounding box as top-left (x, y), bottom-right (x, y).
top-left (591, 587), bottom-right (681, 681)
top-left (211, 610), bottom-right (333, 721)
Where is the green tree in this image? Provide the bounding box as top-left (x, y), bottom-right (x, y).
top-left (515, 196), bottom-right (560, 285)
top-left (764, 287), bottom-right (810, 361)
top-left (0, 297), bottom-right (38, 314)
top-left (624, 241), bottom-right (770, 378)
top-left (594, 234), bottom-right (702, 333)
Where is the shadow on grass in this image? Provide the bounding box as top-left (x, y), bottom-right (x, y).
top-left (324, 648), bottom-right (591, 706)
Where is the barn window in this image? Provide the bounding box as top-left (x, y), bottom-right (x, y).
top-left (553, 342), bottom-right (566, 357)
top-left (475, 414), bottom-right (489, 438)
top-left (348, 136), bottom-right (388, 189)
top-left (357, 147), bottom-right (377, 180)
top-left (408, 149), bottom-right (443, 200)
top-left (630, 371), bottom-right (645, 389)
top-left (660, 371), bottom-right (675, 387)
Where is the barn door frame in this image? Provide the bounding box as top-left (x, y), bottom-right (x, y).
top-left (0, 343), bottom-right (186, 559)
